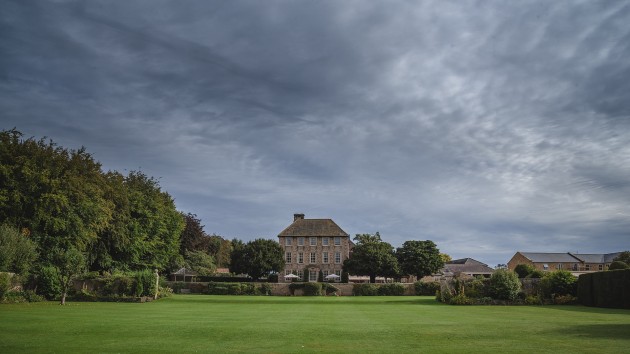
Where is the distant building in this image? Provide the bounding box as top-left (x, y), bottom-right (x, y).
top-left (507, 251), bottom-right (621, 274)
top-left (421, 258), bottom-right (494, 282)
top-left (278, 213), bottom-right (352, 282)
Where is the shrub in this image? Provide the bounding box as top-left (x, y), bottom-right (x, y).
top-left (377, 283), bottom-right (405, 296)
top-left (608, 261), bottom-right (629, 270)
top-left (489, 269), bottom-right (521, 300)
top-left (288, 283), bottom-right (304, 295)
top-left (304, 282), bottom-right (322, 296)
top-left (526, 270), bottom-right (545, 278)
top-left (37, 266), bottom-right (61, 300)
top-left (541, 270), bottom-right (577, 297)
top-left (258, 283), bottom-right (272, 295)
top-left (553, 294), bottom-right (577, 305)
top-left (525, 294), bottom-right (542, 305)
top-left (267, 274), bottom-right (278, 283)
top-left (414, 281), bottom-right (440, 296)
top-left (449, 293), bottom-right (473, 305)
top-left (341, 271), bottom-right (349, 283)
top-left (463, 278), bottom-right (489, 298)
top-left (514, 264), bottom-right (535, 278)
top-left (134, 270), bottom-right (155, 297)
top-left (0, 272), bottom-right (11, 300)
top-left (322, 283), bottom-right (339, 295)
top-left (353, 283), bottom-right (378, 296)
top-left (208, 282), bottom-right (243, 295)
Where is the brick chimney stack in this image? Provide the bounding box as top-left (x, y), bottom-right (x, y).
top-left (294, 213), bottom-right (305, 222)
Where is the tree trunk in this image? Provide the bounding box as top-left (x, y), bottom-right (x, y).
top-left (60, 291), bottom-right (66, 305)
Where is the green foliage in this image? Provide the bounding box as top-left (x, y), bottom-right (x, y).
top-left (448, 293), bottom-right (473, 305)
top-left (526, 269), bottom-right (544, 278)
top-left (377, 283), bottom-right (406, 296)
top-left (578, 269), bottom-right (630, 309)
top-left (133, 269), bottom-right (155, 297)
top-left (540, 270), bottom-right (577, 297)
top-left (489, 269), bottom-right (521, 301)
top-left (514, 264), bottom-right (535, 278)
top-left (0, 272), bottom-right (11, 300)
top-left (0, 224), bottom-right (38, 276)
top-left (612, 251), bottom-right (630, 265)
top-left (352, 283), bottom-right (378, 296)
top-left (229, 238), bottom-right (284, 280)
top-left (462, 278), bottom-right (490, 298)
top-left (303, 282), bottom-right (322, 296)
top-left (37, 266), bottom-right (61, 300)
top-left (608, 261), bottom-right (629, 270)
top-left (343, 232), bottom-right (399, 283)
top-left (341, 270), bottom-right (349, 283)
top-left (184, 250), bottom-right (216, 276)
top-left (207, 282), bottom-right (271, 295)
top-left (396, 240), bottom-right (443, 279)
top-left (322, 283), bottom-right (339, 295)
top-left (414, 280), bottom-right (440, 296)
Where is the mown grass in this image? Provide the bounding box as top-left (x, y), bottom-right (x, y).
top-left (1, 295), bottom-right (629, 353)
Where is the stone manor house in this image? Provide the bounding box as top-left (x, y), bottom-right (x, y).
top-left (278, 214), bottom-right (352, 282)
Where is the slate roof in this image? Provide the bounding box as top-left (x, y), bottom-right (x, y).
top-left (519, 252), bottom-right (622, 263)
top-left (278, 218), bottom-right (349, 237)
top-left (442, 258), bottom-right (494, 275)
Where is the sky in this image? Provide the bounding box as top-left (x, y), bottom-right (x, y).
top-left (1, 0), bottom-right (629, 267)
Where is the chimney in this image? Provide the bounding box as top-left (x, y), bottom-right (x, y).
top-left (294, 213), bottom-right (305, 222)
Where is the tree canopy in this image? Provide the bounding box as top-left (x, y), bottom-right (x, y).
top-left (396, 240), bottom-right (443, 279)
top-left (343, 232), bottom-right (400, 283)
top-left (229, 238), bottom-right (284, 280)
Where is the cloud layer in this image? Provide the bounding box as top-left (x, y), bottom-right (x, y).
top-left (2, 0), bottom-right (629, 266)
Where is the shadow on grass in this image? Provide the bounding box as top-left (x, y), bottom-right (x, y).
top-left (560, 323), bottom-right (630, 340)
top-left (535, 304), bottom-right (630, 315)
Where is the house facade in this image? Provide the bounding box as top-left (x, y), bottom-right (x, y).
top-left (278, 214), bottom-right (352, 282)
top-left (507, 251), bottom-right (621, 274)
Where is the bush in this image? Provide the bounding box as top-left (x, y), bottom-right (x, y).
top-left (540, 270), bottom-right (577, 298)
top-left (353, 283), bottom-right (378, 296)
top-left (37, 266), bottom-right (61, 300)
top-left (304, 282), bottom-right (322, 296)
top-left (322, 283), bottom-right (339, 295)
top-left (514, 264), bottom-right (535, 278)
top-left (208, 282), bottom-right (243, 295)
top-left (0, 272), bottom-right (11, 300)
top-left (526, 270), bottom-right (545, 279)
top-left (463, 278), bottom-right (489, 298)
top-left (134, 270), bottom-right (155, 297)
top-left (341, 271), bottom-right (349, 283)
top-left (258, 283), bottom-right (272, 295)
top-left (553, 294), bottom-right (577, 305)
top-left (288, 283), bottom-right (304, 295)
top-left (608, 261), bottom-right (629, 270)
top-left (414, 281), bottom-right (440, 296)
top-left (449, 293), bottom-right (473, 305)
top-left (489, 269), bottom-right (521, 301)
top-left (377, 283), bottom-right (405, 296)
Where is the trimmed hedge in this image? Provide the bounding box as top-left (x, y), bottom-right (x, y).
top-left (206, 282), bottom-right (271, 295)
top-left (414, 281), bottom-right (440, 296)
top-left (578, 269), bottom-right (630, 309)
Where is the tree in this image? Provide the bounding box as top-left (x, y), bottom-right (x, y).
top-left (343, 232), bottom-right (399, 283)
top-left (440, 253), bottom-right (452, 263)
top-left (396, 240), bottom-right (443, 279)
top-left (53, 247), bottom-right (86, 305)
top-left (184, 250), bottom-right (216, 276)
top-left (0, 224), bottom-right (37, 275)
top-left (229, 239), bottom-right (247, 275)
top-left (609, 261), bottom-right (629, 270)
top-left (179, 213), bottom-right (211, 254)
top-left (540, 270), bottom-right (577, 297)
top-left (243, 239), bottom-right (284, 281)
top-left (488, 269), bottom-right (521, 301)
top-left (613, 251), bottom-right (630, 266)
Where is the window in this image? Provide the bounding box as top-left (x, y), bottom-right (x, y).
top-left (285, 252), bottom-right (292, 263)
top-left (285, 237), bottom-right (292, 246)
top-left (298, 252), bottom-right (304, 264)
top-left (334, 236), bottom-right (341, 246)
top-left (572, 263), bottom-right (578, 271)
top-left (585, 264), bottom-right (590, 271)
top-left (297, 270), bottom-right (304, 280)
top-left (557, 263), bottom-right (563, 270)
top-left (323, 252), bottom-right (329, 263)
top-left (310, 237), bottom-right (317, 246)
top-left (543, 264), bottom-right (549, 270)
top-left (298, 237), bottom-right (304, 246)
top-left (309, 270), bottom-right (317, 282)
top-left (310, 252), bottom-right (316, 264)
top-left (599, 264), bottom-right (603, 271)
top-left (334, 252), bottom-right (341, 264)
top-left (334, 270), bottom-right (341, 276)
top-left (323, 270), bottom-right (329, 278)
top-left (322, 237), bottom-right (329, 246)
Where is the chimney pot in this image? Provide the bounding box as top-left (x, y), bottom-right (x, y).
top-left (294, 213), bottom-right (305, 222)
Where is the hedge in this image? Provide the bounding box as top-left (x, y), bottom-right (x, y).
top-left (578, 269), bottom-right (630, 309)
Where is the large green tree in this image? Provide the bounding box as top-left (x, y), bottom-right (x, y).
top-left (343, 232), bottom-right (399, 283)
top-left (229, 238), bottom-right (284, 280)
top-left (613, 251), bottom-right (630, 266)
top-left (396, 240), bottom-right (443, 279)
top-left (52, 247), bottom-right (86, 305)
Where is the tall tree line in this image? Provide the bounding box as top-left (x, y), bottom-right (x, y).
top-left (0, 129), bottom-right (227, 275)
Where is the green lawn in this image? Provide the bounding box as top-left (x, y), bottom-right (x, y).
top-left (1, 296), bottom-right (629, 353)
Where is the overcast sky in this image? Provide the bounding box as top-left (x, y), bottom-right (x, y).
top-left (2, 1), bottom-right (629, 267)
